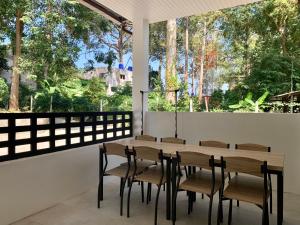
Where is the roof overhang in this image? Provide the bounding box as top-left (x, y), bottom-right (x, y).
top-left (82, 0), bottom-right (261, 24)
top-left (78, 0), bottom-right (132, 34)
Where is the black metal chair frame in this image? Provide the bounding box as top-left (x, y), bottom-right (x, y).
top-left (217, 157), bottom-right (270, 225)
top-left (127, 147), bottom-right (165, 225)
top-left (97, 143), bottom-right (131, 216)
top-left (172, 152), bottom-right (217, 225)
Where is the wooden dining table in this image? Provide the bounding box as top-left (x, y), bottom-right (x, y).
top-left (99, 138), bottom-right (285, 225)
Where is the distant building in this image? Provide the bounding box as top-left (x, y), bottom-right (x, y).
top-left (82, 67), bottom-right (132, 95)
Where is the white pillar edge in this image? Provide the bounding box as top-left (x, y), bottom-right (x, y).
top-left (132, 18), bottom-right (149, 136)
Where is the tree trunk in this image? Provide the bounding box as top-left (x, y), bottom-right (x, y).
top-left (9, 9), bottom-right (23, 111)
top-left (44, 0), bottom-right (52, 79)
top-left (191, 59), bottom-right (195, 95)
top-left (118, 27), bottom-right (124, 65)
top-left (184, 17), bottom-right (189, 85)
top-left (166, 19), bottom-right (177, 102)
top-left (158, 56), bottom-right (163, 90)
top-left (244, 26), bottom-right (250, 77)
top-left (279, 26), bottom-right (287, 55)
top-left (198, 20), bottom-right (207, 105)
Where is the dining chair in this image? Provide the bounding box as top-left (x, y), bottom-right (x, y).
top-left (161, 137), bottom-right (186, 144)
top-left (199, 140), bottom-right (230, 149)
top-left (127, 146), bottom-right (165, 225)
top-left (199, 140), bottom-right (230, 199)
top-left (172, 151), bottom-right (222, 225)
top-left (217, 157), bottom-right (270, 225)
top-left (135, 134), bottom-right (157, 142)
top-left (235, 143), bottom-right (272, 213)
top-left (159, 137), bottom-right (187, 195)
top-left (98, 143), bottom-right (151, 215)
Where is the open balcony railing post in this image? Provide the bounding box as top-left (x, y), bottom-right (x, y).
top-left (0, 111), bottom-right (133, 162)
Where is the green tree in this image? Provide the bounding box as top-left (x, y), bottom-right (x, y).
top-left (0, 77), bottom-right (9, 108)
top-left (108, 83), bottom-right (132, 111)
top-left (229, 91), bottom-right (269, 112)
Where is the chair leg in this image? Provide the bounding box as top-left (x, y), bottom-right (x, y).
top-left (269, 191), bottom-right (272, 214)
top-left (147, 183), bottom-right (152, 204)
top-left (191, 193), bottom-right (194, 212)
top-left (193, 191), bottom-right (196, 202)
top-left (154, 184), bottom-right (162, 225)
top-left (188, 192), bottom-right (191, 215)
top-left (120, 178), bottom-right (126, 216)
top-left (218, 191), bottom-right (223, 223)
top-left (208, 196), bottom-right (214, 225)
top-left (98, 173), bottom-right (103, 208)
top-left (184, 166), bottom-right (188, 177)
top-left (262, 201), bottom-right (269, 225)
top-left (141, 181), bottom-right (144, 203)
top-left (217, 195), bottom-right (222, 225)
top-left (269, 174), bottom-right (272, 214)
top-left (127, 178), bottom-right (130, 187)
top-left (202, 193), bottom-right (204, 199)
top-left (127, 179), bottom-right (134, 218)
top-left (237, 200), bottom-right (240, 207)
top-left (120, 178), bottom-right (123, 196)
top-left (97, 182), bottom-right (101, 208)
top-left (172, 185), bottom-right (178, 225)
top-left (228, 199), bottom-right (232, 225)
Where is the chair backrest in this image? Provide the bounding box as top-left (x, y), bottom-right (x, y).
top-left (103, 143), bottom-right (127, 157)
top-left (235, 143), bottom-right (270, 152)
top-left (177, 151), bottom-right (213, 170)
top-left (135, 135), bottom-right (157, 142)
top-left (199, 140), bottom-right (230, 149)
top-left (222, 157), bottom-right (267, 177)
top-left (133, 146), bottom-right (163, 162)
top-left (161, 137), bottom-right (186, 145)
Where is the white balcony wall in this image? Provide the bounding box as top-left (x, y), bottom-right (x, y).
top-left (145, 112), bottom-right (300, 195)
top-left (0, 145), bottom-right (100, 225)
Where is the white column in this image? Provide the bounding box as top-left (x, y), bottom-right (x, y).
top-left (132, 18), bottom-right (149, 135)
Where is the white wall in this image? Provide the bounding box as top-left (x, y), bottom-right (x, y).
top-left (145, 112), bottom-right (300, 195)
top-left (0, 145), bottom-right (99, 225)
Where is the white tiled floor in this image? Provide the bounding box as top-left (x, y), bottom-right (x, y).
top-left (11, 177), bottom-right (300, 225)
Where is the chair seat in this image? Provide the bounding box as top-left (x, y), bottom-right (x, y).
top-left (106, 162), bottom-right (150, 178)
top-left (135, 165), bottom-right (166, 185)
top-left (223, 175), bottom-right (269, 205)
top-left (179, 170), bottom-right (222, 195)
top-left (120, 160), bottom-right (155, 169)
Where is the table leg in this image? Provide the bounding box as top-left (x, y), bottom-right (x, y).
top-left (277, 172), bottom-right (283, 225)
top-left (172, 157), bottom-right (177, 222)
top-left (166, 157), bottom-right (171, 220)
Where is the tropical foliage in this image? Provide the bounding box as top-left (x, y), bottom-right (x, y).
top-left (0, 0), bottom-right (299, 113)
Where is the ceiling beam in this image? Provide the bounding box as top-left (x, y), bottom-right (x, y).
top-left (79, 0), bottom-right (132, 35)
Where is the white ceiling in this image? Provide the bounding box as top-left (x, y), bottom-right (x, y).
top-left (94, 0), bottom-right (260, 23)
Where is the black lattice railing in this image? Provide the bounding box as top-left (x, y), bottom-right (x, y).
top-left (0, 111), bottom-right (133, 162)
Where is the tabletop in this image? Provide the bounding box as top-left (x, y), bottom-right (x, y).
top-left (105, 138), bottom-right (285, 172)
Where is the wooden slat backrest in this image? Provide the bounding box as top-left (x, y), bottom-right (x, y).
top-left (133, 146), bottom-right (162, 161)
top-left (177, 151), bottom-right (212, 170)
top-left (235, 143), bottom-right (270, 152)
top-left (135, 135), bottom-right (157, 142)
top-left (161, 137), bottom-right (186, 145)
top-left (223, 157), bottom-right (265, 177)
top-left (200, 140), bottom-right (230, 149)
top-left (103, 143), bottom-right (127, 157)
